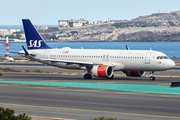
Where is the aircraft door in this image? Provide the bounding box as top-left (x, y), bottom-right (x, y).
top-left (145, 52), bottom-right (151, 64)
top-left (106, 55), bottom-right (109, 61)
top-left (102, 55), bottom-right (105, 61)
top-left (43, 50), bottom-right (49, 58)
top-left (102, 55), bottom-right (109, 61)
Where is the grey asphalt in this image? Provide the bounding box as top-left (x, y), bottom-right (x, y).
top-left (0, 62), bottom-right (180, 76)
top-left (0, 73), bottom-right (180, 120)
top-left (1, 63), bottom-right (180, 120)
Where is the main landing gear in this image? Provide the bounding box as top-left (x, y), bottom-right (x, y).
top-left (150, 71), bottom-right (155, 81)
top-left (84, 66), bottom-right (92, 79)
top-left (84, 74), bottom-right (92, 79)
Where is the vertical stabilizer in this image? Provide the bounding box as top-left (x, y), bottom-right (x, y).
top-left (22, 19), bottom-right (51, 50)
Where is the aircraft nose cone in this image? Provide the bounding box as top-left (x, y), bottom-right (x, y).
top-left (168, 60), bottom-right (175, 69)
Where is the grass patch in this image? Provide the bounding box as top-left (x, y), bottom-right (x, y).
top-left (0, 68), bottom-right (21, 72)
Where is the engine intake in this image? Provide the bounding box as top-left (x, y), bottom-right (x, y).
top-left (91, 65), bottom-right (113, 78)
top-left (124, 71), bottom-right (145, 77)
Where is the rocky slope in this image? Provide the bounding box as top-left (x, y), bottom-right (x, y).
top-left (41, 10), bottom-right (180, 41)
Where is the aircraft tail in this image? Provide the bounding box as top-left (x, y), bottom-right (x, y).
top-left (22, 19), bottom-right (51, 50)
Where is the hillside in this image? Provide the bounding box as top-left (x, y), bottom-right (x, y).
top-left (41, 10), bottom-right (180, 42)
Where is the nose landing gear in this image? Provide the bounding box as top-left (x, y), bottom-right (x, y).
top-left (150, 71), bottom-right (155, 81)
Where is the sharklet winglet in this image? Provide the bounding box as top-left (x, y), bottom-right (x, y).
top-left (126, 45), bottom-right (130, 50)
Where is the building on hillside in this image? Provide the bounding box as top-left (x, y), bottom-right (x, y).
top-left (9, 29), bottom-right (20, 34)
top-left (107, 18), bottom-right (114, 23)
top-left (55, 33), bottom-right (64, 37)
top-left (58, 18), bottom-right (88, 27)
top-left (0, 29), bottom-right (9, 36)
top-left (88, 22), bottom-right (94, 25)
top-left (0, 29), bottom-right (21, 37)
top-left (39, 26), bottom-right (48, 31)
top-left (58, 20), bottom-right (70, 27)
top-left (0, 29), bottom-right (8, 32)
top-left (69, 22), bottom-right (83, 27)
top-left (94, 21), bottom-right (102, 24)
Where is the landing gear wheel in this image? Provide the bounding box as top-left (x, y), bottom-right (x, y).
top-left (150, 71), bottom-right (155, 81)
top-left (106, 74), bottom-right (114, 79)
top-left (150, 76), bottom-right (155, 81)
top-left (84, 74), bottom-right (92, 79)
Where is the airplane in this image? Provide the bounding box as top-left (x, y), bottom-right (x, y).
top-left (18, 19), bottom-right (175, 81)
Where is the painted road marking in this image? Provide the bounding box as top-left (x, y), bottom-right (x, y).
top-left (1, 80), bottom-right (180, 95)
top-left (1, 84), bottom-right (180, 99)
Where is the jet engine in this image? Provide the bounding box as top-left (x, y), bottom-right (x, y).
top-left (91, 65), bottom-right (113, 78)
top-left (123, 71), bottom-right (145, 77)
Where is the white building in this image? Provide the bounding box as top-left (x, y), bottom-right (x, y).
top-left (58, 20), bottom-right (70, 27)
top-left (0, 29), bottom-right (10, 36)
top-left (58, 18), bottom-right (88, 27)
top-left (9, 29), bottom-right (20, 34)
top-left (0, 29), bottom-right (8, 32)
top-left (69, 22), bottom-right (83, 27)
top-left (39, 26), bottom-right (48, 31)
top-left (88, 22), bottom-right (94, 25)
top-left (55, 33), bottom-right (64, 37)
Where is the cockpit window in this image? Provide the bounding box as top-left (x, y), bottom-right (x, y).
top-left (156, 56), bottom-right (169, 59)
top-left (164, 56), bottom-right (168, 59)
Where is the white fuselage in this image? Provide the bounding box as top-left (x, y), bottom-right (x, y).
top-left (20, 47), bottom-right (175, 72)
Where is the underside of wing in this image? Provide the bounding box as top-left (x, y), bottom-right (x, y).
top-left (40, 58), bottom-right (102, 66)
top-left (10, 51), bottom-right (36, 57)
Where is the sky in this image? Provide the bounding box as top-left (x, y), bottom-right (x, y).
top-left (1, 0), bottom-right (180, 25)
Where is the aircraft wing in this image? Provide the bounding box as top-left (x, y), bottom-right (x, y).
top-left (10, 51), bottom-right (36, 57)
top-left (40, 58), bottom-right (109, 66)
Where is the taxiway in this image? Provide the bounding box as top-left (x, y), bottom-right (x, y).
top-left (0, 73), bottom-right (180, 120)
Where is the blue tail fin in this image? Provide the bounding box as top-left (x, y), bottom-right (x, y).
top-left (22, 19), bottom-right (51, 50)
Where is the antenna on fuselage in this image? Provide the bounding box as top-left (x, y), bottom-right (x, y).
top-left (81, 46), bottom-right (83, 49)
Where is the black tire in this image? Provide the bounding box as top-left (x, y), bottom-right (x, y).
top-left (84, 74), bottom-right (92, 79)
top-left (88, 74), bottom-right (92, 79)
top-left (106, 74), bottom-right (114, 79)
top-left (150, 77), bottom-right (155, 81)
